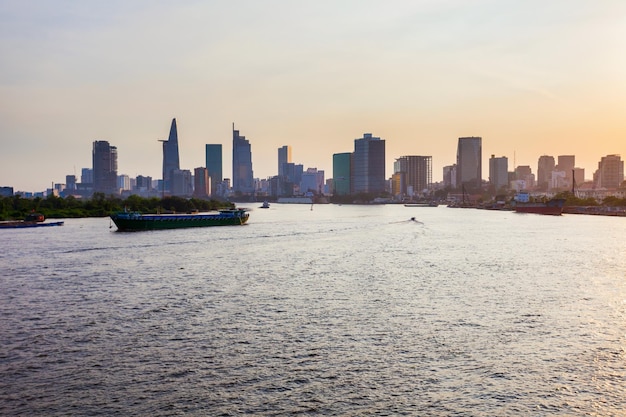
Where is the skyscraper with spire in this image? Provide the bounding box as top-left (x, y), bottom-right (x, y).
top-left (161, 118), bottom-right (180, 192)
top-left (232, 124), bottom-right (254, 195)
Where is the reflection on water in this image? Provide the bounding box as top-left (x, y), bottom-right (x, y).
top-left (1, 204), bottom-right (625, 415)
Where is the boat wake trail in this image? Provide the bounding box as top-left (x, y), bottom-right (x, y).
top-left (389, 218), bottom-right (424, 225)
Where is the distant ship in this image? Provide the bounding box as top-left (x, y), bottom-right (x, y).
top-left (404, 201), bottom-right (438, 207)
top-left (0, 213), bottom-right (64, 229)
top-left (514, 199), bottom-right (565, 215)
top-left (276, 197), bottom-right (313, 204)
top-left (110, 208), bottom-right (249, 231)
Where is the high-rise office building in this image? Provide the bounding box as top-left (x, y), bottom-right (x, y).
top-left (456, 137), bottom-right (482, 190)
top-left (556, 155), bottom-right (575, 185)
top-left (135, 175), bottom-right (152, 192)
top-left (65, 175), bottom-right (77, 192)
top-left (81, 168), bottom-right (93, 185)
top-left (537, 155), bottom-right (555, 190)
top-left (194, 167), bottom-right (210, 198)
top-left (300, 168), bottom-right (324, 194)
top-left (594, 154), bottom-right (624, 189)
top-left (278, 146), bottom-right (292, 177)
top-left (391, 171), bottom-right (405, 196)
top-left (92, 140), bottom-right (118, 195)
top-left (232, 124), bottom-right (254, 194)
top-left (443, 165), bottom-right (457, 189)
top-left (332, 152), bottom-right (351, 196)
top-left (573, 168), bottom-right (585, 188)
top-left (352, 133), bottom-right (386, 194)
top-left (515, 165), bottom-right (534, 189)
top-left (161, 118), bottom-right (180, 191)
top-left (394, 155), bottom-right (432, 196)
top-left (117, 174), bottom-right (130, 191)
top-left (205, 144), bottom-right (223, 196)
top-left (276, 162), bottom-right (303, 196)
top-left (171, 169), bottom-right (192, 197)
top-left (489, 155), bottom-right (508, 191)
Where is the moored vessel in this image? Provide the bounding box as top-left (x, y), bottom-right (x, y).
top-left (404, 201), bottom-right (438, 207)
top-left (514, 199), bottom-right (565, 215)
top-left (0, 213), bottom-right (64, 229)
top-left (110, 208), bottom-right (250, 231)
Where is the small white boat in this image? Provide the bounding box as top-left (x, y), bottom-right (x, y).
top-left (260, 201), bottom-right (270, 209)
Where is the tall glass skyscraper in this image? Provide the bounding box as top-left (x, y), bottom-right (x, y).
top-left (161, 118), bottom-right (180, 191)
top-left (332, 152), bottom-right (351, 196)
top-left (352, 133), bottom-right (385, 194)
top-left (232, 124), bottom-right (254, 194)
top-left (205, 144), bottom-right (223, 196)
top-left (456, 136), bottom-right (482, 191)
top-left (92, 140), bottom-right (118, 195)
top-left (278, 145), bottom-right (292, 177)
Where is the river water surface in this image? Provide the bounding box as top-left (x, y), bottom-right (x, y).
top-left (1, 204), bottom-right (625, 416)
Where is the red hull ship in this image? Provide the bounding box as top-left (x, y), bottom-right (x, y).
top-left (514, 199), bottom-right (565, 215)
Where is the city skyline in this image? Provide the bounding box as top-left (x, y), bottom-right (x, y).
top-left (1, 1), bottom-right (625, 192)
top-left (2, 117), bottom-right (625, 194)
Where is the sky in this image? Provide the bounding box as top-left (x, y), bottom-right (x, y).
top-left (1, 0), bottom-right (625, 192)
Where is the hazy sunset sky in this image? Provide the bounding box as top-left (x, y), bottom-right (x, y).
top-left (1, 0), bottom-right (625, 192)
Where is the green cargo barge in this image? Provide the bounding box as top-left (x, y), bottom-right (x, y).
top-left (110, 208), bottom-right (249, 231)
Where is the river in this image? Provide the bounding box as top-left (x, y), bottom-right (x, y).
top-left (1, 203), bottom-right (625, 416)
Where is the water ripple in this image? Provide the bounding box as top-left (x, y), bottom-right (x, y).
top-left (1, 207), bottom-right (625, 415)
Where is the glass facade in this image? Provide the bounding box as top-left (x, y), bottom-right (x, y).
top-left (92, 140), bottom-right (118, 195)
top-left (333, 153), bottom-right (351, 195)
top-left (278, 146), bottom-right (292, 177)
top-left (205, 144), bottom-right (223, 196)
top-left (232, 125), bottom-right (254, 194)
top-left (352, 133), bottom-right (385, 194)
top-left (456, 137), bottom-right (482, 190)
top-left (162, 118), bottom-right (180, 186)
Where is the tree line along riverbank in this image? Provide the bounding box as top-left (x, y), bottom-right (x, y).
top-left (2, 191), bottom-right (626, 221)
top-left (0, 193), bottom-right (235, 221)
